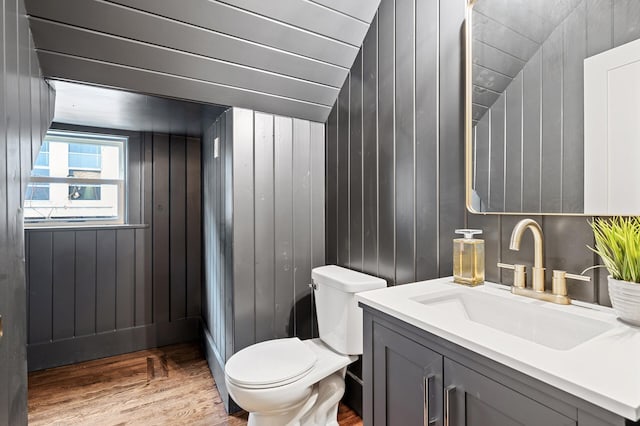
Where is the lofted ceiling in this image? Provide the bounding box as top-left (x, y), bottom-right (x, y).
top-left (25, 0), bottom-right (381, 123)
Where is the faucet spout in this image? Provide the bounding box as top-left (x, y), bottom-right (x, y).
top-left (509, 219), bottom-right (545, 292)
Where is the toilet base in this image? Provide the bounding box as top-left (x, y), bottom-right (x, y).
top-left (247, 369), bottom-right (346, 426)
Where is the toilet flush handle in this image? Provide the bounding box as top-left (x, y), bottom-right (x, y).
top-left (309, 282), bottom-right (318, 291)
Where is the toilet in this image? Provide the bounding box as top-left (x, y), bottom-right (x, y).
top-left (224, 265), bottom-right (386, 426)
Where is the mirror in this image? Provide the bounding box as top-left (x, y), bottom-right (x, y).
top-left (465, 0), bottom-right (640, 215)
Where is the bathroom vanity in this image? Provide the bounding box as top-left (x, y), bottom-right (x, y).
top-left (357, 279), bottom-right (640, 426)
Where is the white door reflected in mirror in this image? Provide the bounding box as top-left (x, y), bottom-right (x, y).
top-left (585, 38), bottom-right (640, 215)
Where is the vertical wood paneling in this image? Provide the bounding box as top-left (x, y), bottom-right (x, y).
top-left (28, 232), bottom-right (53, 344)
top-left (169, 136), bottom-right (187, 321)
top-left (325, 106), bottom-right (338, 265)
top-left (489, 95), bottom-right (505, 211)
top-left (115, 229), bottom-right (135, 329)
top-left (562, 4), bottom-right (586, 213)
top-left (153, 134), bottom-right (170, 323)
top-left (134, 228), bottom-right (147, 324)
top-left (438, 0), bottom-right (465, 277)
top-left (613, 0), bottom-right (640, 47)
top-left (522, 51), bottom-right (542, 212)
top-left (140, 132), bottom-right (154, 326)
top-left (415, 0), bottom-right (438, 281)
top-left (185, 137), bottom-right (201, 318)
top-left (75, 230), bottom-right (96, 337)
top-left (293, 119), bottom-right (312, 339)
top-left (505, 73), bottom-right (523, 212)
top-left (586, 0), bottom-right (612, 57)
top-left (377, 0), bottom-right (396, 285)
top-left (232, 108), bottom-right (255, 352)
top-left (254, 112), bottom-right (275, 342)
top-left (96, 230), bottom-right (116, 332)
top-left (52, 232), bottom-right (75, 340)
top-left (310, 123), bottom-right (326, 270)
top-left (274, 116), bottom-right (294, 339)
top-left (394, 0), bottom-right (415, 284)
top-left (362, 17), bottom-right (378, 275)
top-left (127, 134), bottom-right (142, 223)
top-left (337, 81), bottom-right (350, 266)
top-left (349, 50), bottom-right (364, 271)
top-left (474, 116), bottom-right (490, 210)
top-left (223, 110), bottom-right (234, 360)
top-left (541, 28), bottom-right (563, 212)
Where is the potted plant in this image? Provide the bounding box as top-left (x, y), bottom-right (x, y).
top-left (590, 217), bottom-right (640, 325)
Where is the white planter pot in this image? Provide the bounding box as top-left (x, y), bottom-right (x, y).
top-left (608, 276), bottom-right (640, 326)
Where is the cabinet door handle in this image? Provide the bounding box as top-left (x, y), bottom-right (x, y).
top-left (423, 375), bottom-right (436, 426)
top-left (444, 385), bottom-right (456, 426)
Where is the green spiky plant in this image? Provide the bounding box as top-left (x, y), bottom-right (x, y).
top-left (589, 217), bottom-right (640, 283)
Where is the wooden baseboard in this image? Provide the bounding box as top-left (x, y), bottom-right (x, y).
top-left (27, 318), bottom-right (200, 371)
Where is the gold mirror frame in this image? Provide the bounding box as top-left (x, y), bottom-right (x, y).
top-left (464, 0), bottom-right (593, 216)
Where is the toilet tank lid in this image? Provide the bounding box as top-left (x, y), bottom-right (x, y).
top-left (312, 265), bottom-right (386, 293)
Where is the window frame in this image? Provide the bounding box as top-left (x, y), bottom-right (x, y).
top-left (25, 130), bottom-right (128, 227)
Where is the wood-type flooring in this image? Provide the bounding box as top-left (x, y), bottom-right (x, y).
top-left (28, 343), bottom-right (363, 425)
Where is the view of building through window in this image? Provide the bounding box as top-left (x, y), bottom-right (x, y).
top-left (24, 130), bottom-right (126, 224)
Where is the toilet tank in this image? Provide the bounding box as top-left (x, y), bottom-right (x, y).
top-left (312, 265), bottom-right (386, 355)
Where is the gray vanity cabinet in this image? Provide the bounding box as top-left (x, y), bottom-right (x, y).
top-left (444, 359), bottom-right (575, 426)
top-left (370, 322), bottom-right (443, 425)
top-left (362, 305), bottom-right (635, 426)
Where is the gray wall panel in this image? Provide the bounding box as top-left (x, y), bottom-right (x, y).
top-left (488, 95), bottom-right (505, 211)
top-left (586, 0), bottom-right (612, 57)
top-left (394, 0), bottom-right (415, 284)
top-left (337, 82), bottom-right (350, 266)
top-left (185, 137), bottom-right (202, 318)
top-left (140, 133), bottom-right (154, 326)
top-left (613, 0), bottom-right (640, 46)
top-left (96, 230), bottom-right (117, 333)
top-left (326, 106), bottom-right (338, 265)
top-left (254, 112), bottom-right (275, 342)
top-left (504, 73), bottom-right (522, 212)
top-left (522, 51), bottom-right (542, 212)
top-left (115, 229), bottom-right (135, 330)
top-left (232, 108), bottom-right (256, 352)
top-left (274, 116), bottom-right (295, 339)
top-left (28, 232), bottom-right (53, 344)
top-left (152, 134), bottom-right (171, 324)
top-left (52, 232), bottom-right (75, 341)
top-left (349, 51), bottom-right (364, 271)
top-left (169, 136), bottom-right (187, 322)
top-left (362, 18), bottom-right (378, 275)
top-left (377, 0), bottom-right (396, 285)
top-left (74, 231), bottom-right (96, 337)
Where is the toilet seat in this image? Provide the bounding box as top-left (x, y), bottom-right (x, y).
top-left (225, 338), bottom-right (318, 389)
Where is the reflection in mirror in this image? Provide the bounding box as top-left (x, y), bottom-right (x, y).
top-left (468, 0), bottom-right (640, 214)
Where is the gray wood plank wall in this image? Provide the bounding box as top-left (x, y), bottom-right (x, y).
top-left (473, 0), bottom-right (640, 214)
top-left (25, 127), bottom-right (203, 371)
top-left (0, 0), bottom-right (55, 423)
top-left (202, 107), bottom-right (325, 412)
top-left (326, 0), bottom-right (466, 286)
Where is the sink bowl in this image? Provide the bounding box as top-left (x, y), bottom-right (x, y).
top-left (412, 289), bottom-right (613, 350)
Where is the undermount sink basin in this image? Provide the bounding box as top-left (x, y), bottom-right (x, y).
top-left (412, 289), bottom-right (613, 350)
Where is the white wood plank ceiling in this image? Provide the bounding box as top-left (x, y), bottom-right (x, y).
top-left (25, 0), bottom-right (381, 122)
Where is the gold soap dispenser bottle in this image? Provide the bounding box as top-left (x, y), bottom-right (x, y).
top-left (453, 229), bottom-right (485, 286)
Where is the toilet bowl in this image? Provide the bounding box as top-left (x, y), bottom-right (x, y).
top-left (224, 265), bottom-right (386, 426)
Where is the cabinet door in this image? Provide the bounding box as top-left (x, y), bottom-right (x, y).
top-left (371, 323), bottom-right (443, 426)
top-left (443, 359), bottom-right (576, 426)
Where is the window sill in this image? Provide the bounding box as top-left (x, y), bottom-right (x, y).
top-left (24, 224), bottom-right (150, 232)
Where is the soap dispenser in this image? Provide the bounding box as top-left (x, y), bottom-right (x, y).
top-left (453, 229), bottom-right (485, 286)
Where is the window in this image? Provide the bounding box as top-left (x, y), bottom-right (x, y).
top-left (24, 130), bottom-right (127, 225)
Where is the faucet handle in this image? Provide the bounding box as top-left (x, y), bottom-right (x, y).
top-left (497, 263), bottom-right (526, 288)
top-left (552, 270), bottom-right (591, 297)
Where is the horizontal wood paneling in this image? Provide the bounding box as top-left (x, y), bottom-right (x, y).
top-left (25, 129), bottom-right (203, 371)
top-left (25, 0), bottom-right (381, 121)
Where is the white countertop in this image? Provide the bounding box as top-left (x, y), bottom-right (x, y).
top-left (356, 277), bottom-right (640, 421)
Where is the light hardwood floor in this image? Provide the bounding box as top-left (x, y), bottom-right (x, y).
top-left (28, 343), bottom-right (363, 426)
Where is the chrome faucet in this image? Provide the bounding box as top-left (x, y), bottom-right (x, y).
top-left (497, 218), bottom-right (591, 305)
top-left (509, 219), bottom-right (545, 293)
